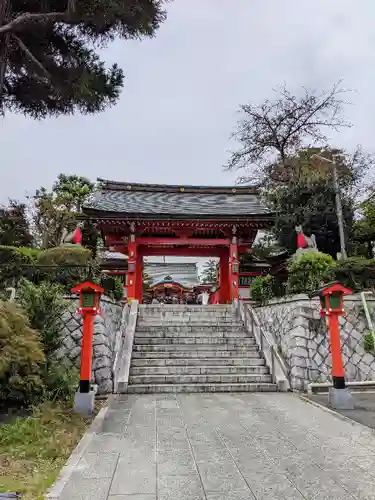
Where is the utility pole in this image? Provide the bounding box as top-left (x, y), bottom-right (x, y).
top-left (331, 157), bottom-right (347, 259)
top-left (311, 153), bottom-right (347, 259)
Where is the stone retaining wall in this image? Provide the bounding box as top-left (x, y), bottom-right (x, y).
top-left (55, 296), bottom-right (123, 393)
top-left (255, 294), bottom-right (375, 390)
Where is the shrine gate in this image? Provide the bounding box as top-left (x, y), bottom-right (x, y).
top-left (83, 180), bottom-right (273, 304)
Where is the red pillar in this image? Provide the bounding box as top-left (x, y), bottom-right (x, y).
top-left (79, 312), bottom-right (94, 393)
top-left (328, 313), bottom-right (346, 388)
top-left (230, 237), bottom-right (239, 302)
top-left (220, 249), bottom-right (229, 304)
top-left (127, 237), bottom-right (137, 301)
top-left (135, 252), bottom-right (143, 303)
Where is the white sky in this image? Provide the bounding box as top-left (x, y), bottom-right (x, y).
top-left (1, 0), bottom-right (375, 204)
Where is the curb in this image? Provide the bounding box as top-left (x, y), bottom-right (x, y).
top-left (299, 394), bottom-right (375, 432)
top-left (45, 401), bottom-right (110, 500)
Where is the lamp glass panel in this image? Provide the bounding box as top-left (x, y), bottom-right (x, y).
top-left (329, 294), bottom-right (342, 310)
top-left (82, 292), bottom-right (95, 308)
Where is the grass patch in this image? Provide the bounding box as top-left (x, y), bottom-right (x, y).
top-left (0, 401), bottom-right (95, 500)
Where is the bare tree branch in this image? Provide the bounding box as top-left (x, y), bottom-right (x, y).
top-left (227, 82), bottom-right (352, 178)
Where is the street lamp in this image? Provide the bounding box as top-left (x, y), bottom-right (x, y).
top-left (311, 153), bottom-right (347, 259)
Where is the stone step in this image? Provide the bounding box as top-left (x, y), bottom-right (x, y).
top-left (128, 373), bottom-right (272, 384)
top-left (129, 365), bottom-right (269, 375)
top-left (138, 305), bottom-right (233, 313)
top-left (137, 321), bottom-right (242, 327)
top-left (131, 351), bottom-right (262, 359)
top-left (138, 317), bottom-right (238, 322)
top-left (135, 325), bottom-right (245, 333)
top-left (131, 357), bottom-right (265, 367)
top-left (125, 383), bottom-right (278, 394)
top-left (133, 337), bottom-right (256, 346)
top-left (132, 344), bottom-right (258, 352)
top-left (138, 312), bottom-right (239, 321)
top-left (134, 330), bottom-right (249, 338)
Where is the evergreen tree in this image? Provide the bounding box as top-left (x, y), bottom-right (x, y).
top-left (199, 259), bottom-right (217, 284)
top-left (0, 199), bottom-right (33, 246)
top-left (0, 0), bottom-right (167, 118)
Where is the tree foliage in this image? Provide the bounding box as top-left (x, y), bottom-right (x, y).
top-left (262, 147), bottom-right (370, 257)
top-left (142, 268), bottom-right (152, 294)
top-left (286, 251), bottom-right (335, 295)
top-left (0, 0), bottom-right (167, 118)
top-left (351, 193), bottom-right (375, 258)
top-left (250, 275), bottom-right (275, 304)
top-left (0, 199), bottom-right (33, 247)
top-left (29, 174), bottom-right (95, 248)
top-left (18, 279), bottom-right (68, 356)
top-left (0, 299), bottom-right (45, 403)
top-left (199, 259), bottom-right (217, 284)
top-left (227, 82), bottom-right (350, 182)
top-left (36, 245), bottom-right (95, 291)
top-left (0, 245), bottom-right (40, 290)
top-left (268, 182), bottom-right (354, 257)
top-left (333, 257), bottom-right (375, 292)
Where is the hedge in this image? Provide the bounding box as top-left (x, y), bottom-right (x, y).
top-left (0, 246), bottom-right (40, 290)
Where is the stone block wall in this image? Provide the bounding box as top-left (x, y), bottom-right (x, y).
top-left (55, 296), bottom-right (123, 394)
top-left (255, 294), bottom-right (375, 390)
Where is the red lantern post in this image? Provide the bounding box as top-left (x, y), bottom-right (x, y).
top-left (71, 281), bottom-right (104, 415)
top-left (312, 282), bottom-right (354, 410)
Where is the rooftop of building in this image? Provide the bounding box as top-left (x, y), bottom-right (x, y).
top-left (144, 261), bottom-right (199, 288)
top-left (83, 180), bottom-right (271, 218)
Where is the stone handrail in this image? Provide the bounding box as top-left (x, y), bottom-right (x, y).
top-left (239, 301), bottom-right (290, 392)
top-left (113, 300), bottom-right (139, 393)
top-left (112, 303), bottom-right (130, 381)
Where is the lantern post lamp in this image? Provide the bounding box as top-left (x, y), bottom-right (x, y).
top-left (311, 282), bottom-right (354, 410)
top-left (71, 281), bottom-right (104, 416)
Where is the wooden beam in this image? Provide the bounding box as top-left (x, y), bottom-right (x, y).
top-left (139, 246), bottom-right (227, 257)
top-left (136, 237), bottom-right (230, 246)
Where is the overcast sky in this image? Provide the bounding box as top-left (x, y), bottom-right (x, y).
top-left (1, 0), bottom-right (374, 204)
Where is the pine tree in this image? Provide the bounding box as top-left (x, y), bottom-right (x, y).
top-left (0, 0), bottom-right (167, 117)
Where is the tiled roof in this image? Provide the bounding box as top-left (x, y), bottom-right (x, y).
top-left (145, 262), bottom-right (198, 288)
top-left (83, 180), bottom-right (270, 218)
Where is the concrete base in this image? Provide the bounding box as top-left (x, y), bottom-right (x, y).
top-left (328, 387), bottom-right (354, 410)
top-left (74, 391), bottom-right (95, 417)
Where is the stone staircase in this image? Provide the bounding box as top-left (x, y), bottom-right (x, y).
top-left (127, 304), bottom-right (277, 393)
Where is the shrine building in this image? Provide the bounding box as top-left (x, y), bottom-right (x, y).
top-left (83, 180), bottom-right (273, 304)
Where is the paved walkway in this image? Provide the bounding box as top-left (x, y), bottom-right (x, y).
top-left (57, 393), bottom-right (375, 499)
top-left (309, 392), bottom-right (375, 431)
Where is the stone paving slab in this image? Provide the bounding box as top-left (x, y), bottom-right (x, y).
top-left (54, 393), bottom-right (375, 499)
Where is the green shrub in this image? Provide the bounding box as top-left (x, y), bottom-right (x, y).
top-left (36, 246), bottom-right (95, 291)
top-left (251, 275), bottom-right (275, 304)
top-left (18, 279), bottom-right (68, 357)
top-left (0, 245), bottom-right (39, 290)
top-left (37, 246), bottom-right (92, 266)
top-left (287, 251), bottom-right (335, 295)
top-left (101, 275), bottom-right (124, 301)
top-left (364, 332), bottom-right (375, 353)
top-left (40, 362), bottom-right (79, 403)
top-left (15, 247), bottom-right (41, 261)
top-left (333, 257), bottom-right (375, 292)
top-left (0, 300), bottom-right (45, 403)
